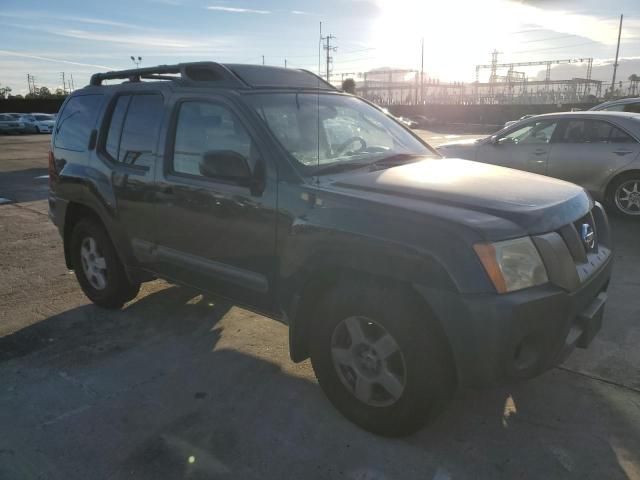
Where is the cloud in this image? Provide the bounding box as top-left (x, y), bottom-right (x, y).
top-left (291, 10), bottom-right (310, 15)
top-left (52, 29), bottom-right (203, 48)
top-left (0, 50), bottom-right (118, 70)
top-left (0, 12), bottom-right (143, 29)
top-left (206, 6), bottom-right (270, 14)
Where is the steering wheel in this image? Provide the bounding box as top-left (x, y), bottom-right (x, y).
top-left (334, 136), bottom-right (367, 156)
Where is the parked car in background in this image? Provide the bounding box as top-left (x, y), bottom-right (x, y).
top-left (4, 113), bottom-right (24, 120)
top-left (18, 113), bottom-right (55, 133)
top-left (437, 111), bottom-right (640, 217)
top-left (504, 114), bottom-right (535, 128)
top-left (0, 114), bottom-right (26, 134)
top-left (590, 97), bottom-right (640, 113)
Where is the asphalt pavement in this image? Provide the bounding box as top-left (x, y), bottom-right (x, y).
top-left (0, 132), bottom-right (639, 480)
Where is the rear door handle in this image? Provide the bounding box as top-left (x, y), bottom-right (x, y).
top-left (533, 149), bottom-right (547, 155)
top-left (613, 150), bottom-right (633, 156)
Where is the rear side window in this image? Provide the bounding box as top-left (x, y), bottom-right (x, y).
top-left (624, 103), bottom-right (640, 113)
top-left (559, 120), bottom-right (637, 144)
top-left (102, 93), bottom-right (164, 168)
top-left (54, 94), bottom-right (103, 151)
top-left (104, 95), bottom-right (130, 161)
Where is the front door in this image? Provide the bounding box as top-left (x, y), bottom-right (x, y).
top-left (475, 119), bottom-right (559, 175)
top-left (152, 96), bottom-right (278, 310)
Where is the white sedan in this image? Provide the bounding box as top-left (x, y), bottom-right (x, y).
top-left (18, 114), bottom-right (56, 134)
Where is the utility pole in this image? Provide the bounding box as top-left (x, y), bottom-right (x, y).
top-left (322, 33), bottom-right (337, 83)
top-left (26, 74), bottom-right (32, 95)
top-left (420, 37), bottom-right (424, 104)
top-left (284, 59), bottom-right (287, 68)
top-left (262, 55), bottom-right (265, 65)
top-left (611, 14), bottom-right (623, 96)
top-left (70, 74), bottom-right (75, 92)
top-left (60, 72), bottom-right (67, 94)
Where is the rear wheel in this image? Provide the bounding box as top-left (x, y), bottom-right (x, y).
top-left (309, 280), bottom-right (456, 437)
top-left (70, 218), bottom-right (140, 308)
top-left (608, 173), bottom-right (640, 217)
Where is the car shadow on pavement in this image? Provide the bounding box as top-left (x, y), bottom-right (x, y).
top-left (0, 285), bottom-right (637, 480)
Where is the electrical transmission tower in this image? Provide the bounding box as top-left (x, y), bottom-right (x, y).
top-left (26, 74), bottom-right (36, 94)
top-left (322, 34), bottom-right (337, 83)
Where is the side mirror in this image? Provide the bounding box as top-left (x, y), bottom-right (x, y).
top-left (199, 150), bottom-right (252, 184)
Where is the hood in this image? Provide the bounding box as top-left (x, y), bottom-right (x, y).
top-left (437, 137), bottom-right (484, 149)
top-left (329, 158), bottom-right (590, 238)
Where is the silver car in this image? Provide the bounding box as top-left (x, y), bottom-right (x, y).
top-left (0, 114), bottom-right (26, 134)
top-left (590, 97), bottom-right (640, 113)
top-left (437, 111), bottom-right (640, 217)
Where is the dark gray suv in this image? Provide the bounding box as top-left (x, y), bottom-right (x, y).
top-left (49, 62), bottom-right (613, 436)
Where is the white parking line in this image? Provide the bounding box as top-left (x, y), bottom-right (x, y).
top-left (34, 175), bottom-right (49, 180)
top-left (0, 197), bottom-right (12, 205)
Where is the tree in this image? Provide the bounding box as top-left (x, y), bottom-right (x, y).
top-left (37, 86), bottom-right (52, 97)
top-left (342, 78), bottom-right (356, 94)
top-left (0, 85), bottom-right (12, 100)
top-left (54, 88), bottom-right (66, 97)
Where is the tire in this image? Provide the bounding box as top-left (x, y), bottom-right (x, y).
top-left (70, 218), bottom-right (141, 308)
top-left (607, 172), bottom-right (640, 217)
top-left (309, 279), bottom-right (456, 437)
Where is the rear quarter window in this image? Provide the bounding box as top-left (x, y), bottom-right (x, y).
top-left (54, 94), bottom-right (103, 152)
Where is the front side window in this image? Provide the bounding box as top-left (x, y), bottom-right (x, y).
top-left (115, 94), bottom-right (164, 168)
top-left (247, 93), bottom-right (433, 174)
top-left (498, 120), bottom-right (557, 145)
top-left (172, 101), bottom-right (254, 178)
top-left (54, 94), bottom-right (103, 151)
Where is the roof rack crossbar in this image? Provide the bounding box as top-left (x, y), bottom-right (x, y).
top-left (90, 62), bottom-right (246, 87)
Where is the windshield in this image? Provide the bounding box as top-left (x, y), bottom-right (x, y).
top-left (247, 93), bottom-right (435, 174)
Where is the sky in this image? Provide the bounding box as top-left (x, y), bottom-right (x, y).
top-left (1, 0), bottom-right (640, 95)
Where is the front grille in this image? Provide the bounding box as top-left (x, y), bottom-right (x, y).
top-left (533, 203), bottom-right (612, 291)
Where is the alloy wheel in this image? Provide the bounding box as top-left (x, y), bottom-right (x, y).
top-left (80, 237), bottom-right (108, 290)
top-left (330, 316), bottom-right (407, 407)
top-left (615, 179), bottom-right (640, 216)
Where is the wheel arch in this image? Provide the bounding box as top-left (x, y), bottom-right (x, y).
top-left (287, 264), bottom-right (457, 386)
top-left (63, 202), bottom-right (104, 269)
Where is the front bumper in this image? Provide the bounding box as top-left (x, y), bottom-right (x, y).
top-left (416, 252), bottom-right (612, 388)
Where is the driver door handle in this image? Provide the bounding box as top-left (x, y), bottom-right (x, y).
top-left (533, 149), bottom-right (547, 155)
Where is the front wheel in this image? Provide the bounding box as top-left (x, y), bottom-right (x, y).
top-left (309, 280), bottom-right (456, 436)
top-left (608, 173), bottom-right (640, 217)
top-left (70, 218), bottom-right (140, 308)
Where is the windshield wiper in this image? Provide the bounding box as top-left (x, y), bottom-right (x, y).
top-left (369, 153), bottom-right (425, 170)
top-left (311, 160), bottom-right (370, 176)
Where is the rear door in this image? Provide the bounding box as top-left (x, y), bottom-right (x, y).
top-left (547, 118), bottom-right (640, 193)
top-left (96, 91), bottom-right (167, 267)
top-left (475, 119), bottom-right (559, 175)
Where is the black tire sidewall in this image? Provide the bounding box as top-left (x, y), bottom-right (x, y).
top-left (71, 219), bottom-right (136, 308)
top-left (310, 280), bottom-right (455, 436)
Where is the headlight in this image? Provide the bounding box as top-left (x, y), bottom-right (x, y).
top-left (474, 237), bottom-right (548, 293)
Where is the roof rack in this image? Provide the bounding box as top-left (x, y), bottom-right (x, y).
top-left (89, 61), bottom-right (338, 91)
top-left (90, 62), bottom-right (246, 87)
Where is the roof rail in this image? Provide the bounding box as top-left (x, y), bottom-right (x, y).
top-left (89, 62), bottom-right (247, 87)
